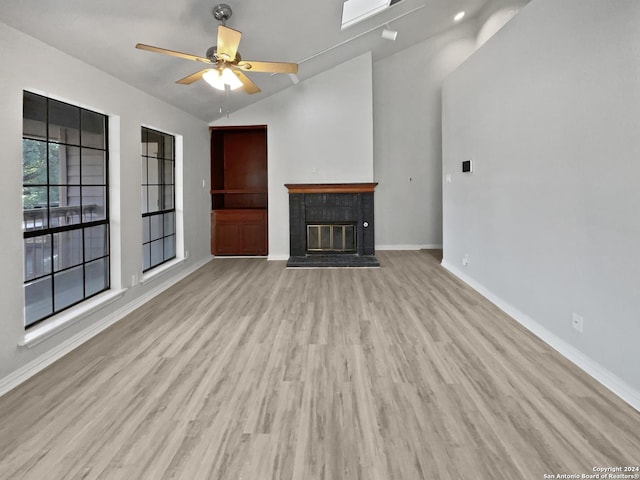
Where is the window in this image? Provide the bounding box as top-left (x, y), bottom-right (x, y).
top-left (22, 92), bottom-right (110, 328)
top-left (141, 127), bottom-right (176, 272)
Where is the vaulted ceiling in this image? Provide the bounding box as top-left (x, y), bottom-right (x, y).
top-left (0, 0), bottom-right (497, 122)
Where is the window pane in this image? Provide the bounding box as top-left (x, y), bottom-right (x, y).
top-left (141, 186), bottom-right (149, 214)
top-left (54, 229), bottom-right (83, 271)
top-left (23, 185), bottom-right (50, 212)
top-left (23, 184), bottom-right (49, 211)
top-left (148, 186), bottom-right (160, 212)
top-left (142, 216), bottom-right (150, 243)
top-left (163, 136), bottom-right (174, 160)
top-left (23, 139), bottom-right (48, 184)
top-left (164, 211), bottom-right (175, 236)
top-left (141, 157), bottom-right (148, 185)
top-left (49, 99), bottom-right (80, 145)
top-left (81, 148), bottom-right (106, 185)
top-left (146, 130), bottom-right (162, 157)
top-left (81, 110), bottom-right (106, 149)
top-left (85, 258), bottom-right (108, 296)
top-left (148, 157), bottom-right (160, 184)
top-left (150, 214), bottom-right (163, 241)
top-left (25, 276), bottom-right (53, 327)
top-left (164, 160), bottom-right (174, 185)
top-left (163, 185), bottom-right (174, 210)
top-left (82, 186), bottom-right (106, 221)
top-left (143, 243), bottom-right (151, 271)
top-left (23, 209), bottom-right (48, 232)
top-left (24, 235), bottom-right (52, 281)
top-left (150, 239), bottom-right (163, 267)
top-left (85, 225), bottom-right (108, 261)
top-left (164, 235), bottom-right (176, 260)
top-left (49, 144), bottom-right (80, 185)
top-left (23, 92), bottom-right (47, 139)
top-left (54, 266), bottom-right (83, 310)
top-left (141, 127), bottom-right (148, 156)
top-left (50, 186), bottom-right (81, 227)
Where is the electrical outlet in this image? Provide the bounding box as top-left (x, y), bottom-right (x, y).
top-left (462, 254), bottom-right (469, 267)
top-left (572, 313), bottom-right (584, 333)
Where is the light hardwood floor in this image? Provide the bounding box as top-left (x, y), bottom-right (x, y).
top-left (1, 251), bottom-right (639, 479)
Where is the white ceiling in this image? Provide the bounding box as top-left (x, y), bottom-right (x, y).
top-left (0, 0), bottom-right (495, 122)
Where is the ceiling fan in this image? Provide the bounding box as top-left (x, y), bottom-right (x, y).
top-left (135, 3), bottom-right (298, 94)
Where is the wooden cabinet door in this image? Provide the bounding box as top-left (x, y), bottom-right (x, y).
top-left (212, 209), bottom-right (267, 255)
top-left (214, 223), bottom-right (241, 254)
top-left (240, 221), bottom-right (267, 255)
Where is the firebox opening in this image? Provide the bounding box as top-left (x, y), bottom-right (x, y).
top-left (306, 224), bottom-right (356, 254)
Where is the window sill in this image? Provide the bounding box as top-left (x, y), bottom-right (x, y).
top-left (140, 257), bottom-right (186, 285)
top-left (20, 288), bottom-right (127, 348)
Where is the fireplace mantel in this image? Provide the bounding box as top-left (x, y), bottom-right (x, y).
top-left (285, 182), bottom-right (379, 267)
top-left (285, 183), bottom-right (378, 194)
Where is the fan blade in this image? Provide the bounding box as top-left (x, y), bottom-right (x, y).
top-left (233, 71), bottom-right (261, 94)
top-left (136, 43), bottom-right (211, 63)
top-left (217, 25), bottom-right (242, 62)
top-left (237, 60), bottom-right (298, 74)
top-left (176, 69), bottom-right (211, 85)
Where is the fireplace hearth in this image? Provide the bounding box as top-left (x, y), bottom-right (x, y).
top-left (285, 183), bottom-right (379, 267)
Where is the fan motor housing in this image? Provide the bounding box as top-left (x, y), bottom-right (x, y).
top-left (206, 46), bottom-right (241, 63)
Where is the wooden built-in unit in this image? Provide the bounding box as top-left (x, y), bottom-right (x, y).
top-left (210, 126), bottom-right (268, 255)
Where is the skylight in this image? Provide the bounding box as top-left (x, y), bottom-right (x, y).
top-left (341, 0), bottom-right (403, 29)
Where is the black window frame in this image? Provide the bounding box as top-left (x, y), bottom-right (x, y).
top-left (141, 126), bottom-right (176, 272)
top-left (22, 91), bottom-right (110, 328)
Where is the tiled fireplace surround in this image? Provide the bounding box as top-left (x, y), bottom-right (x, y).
top-left (285, 183), bottom-right (379, 267)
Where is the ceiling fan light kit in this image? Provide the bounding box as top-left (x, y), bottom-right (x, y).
top-left (203, 68), bottom-right (243, 90)
top-left (135, 3), bottom-right (298, 95)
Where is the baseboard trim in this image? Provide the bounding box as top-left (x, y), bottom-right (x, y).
top-left (0, 256), bottom-right (213, 398)
top-left (376, 244), bottom-right (442, 251)
top-left (441, 260), bottom-right (640, 413)
top-left (268, 254), bottom-right (289, 261)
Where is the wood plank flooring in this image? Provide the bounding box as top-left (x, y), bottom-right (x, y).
top-left (0, 251), bottom-right (639, 479)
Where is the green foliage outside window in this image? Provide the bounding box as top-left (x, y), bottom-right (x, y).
top-left (22, 139), bottom-right (59, 208)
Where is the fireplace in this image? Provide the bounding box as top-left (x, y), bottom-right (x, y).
top-left (285, 183), bottom-right (379, 267)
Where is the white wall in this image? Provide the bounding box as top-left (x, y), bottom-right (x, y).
top-left (371, 0), bottom-right (530, 251)
top-left (212, 53), bottom-right (374, 259)
top-left (372, 25), bottom-right (477, 250)
top-left (0, 23), bottom-right (211, 387)
top-left (476, 0), bottom-right (528, 48)
top-left (442, 0), bottom-right (640, 406)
